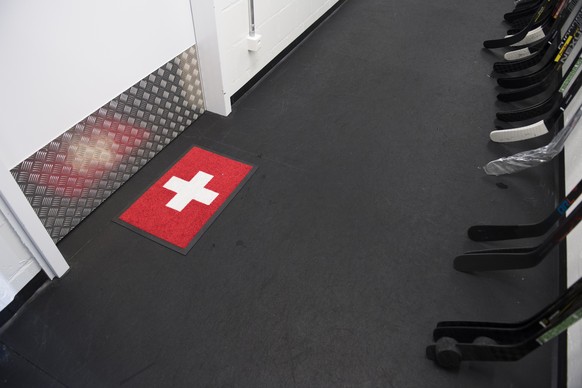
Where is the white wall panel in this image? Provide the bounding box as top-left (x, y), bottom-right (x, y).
top-left (0, 0), bottom-right (196, 168)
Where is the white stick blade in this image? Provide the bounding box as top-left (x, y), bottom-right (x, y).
top-left (504, 47), bottom-right (533, 61)
top-left (490, 120), bottom-right (549, 142)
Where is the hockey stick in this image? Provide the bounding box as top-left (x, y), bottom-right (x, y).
top-left (504, 38), bottom-right (551, 61)
top-left (505, 0), bottom-right (567, 46)
top-left (427, 301), bottom-right (582, 369)
top-left (432, 306), bottom-right (578, 344)
top-left (515, 0), bottom-right (545, 5)
top-left (504, 0), bottom-right (569, 47)
top-left (507, 20), bottom-right (554, 48)
top-left (496, 56), bottom-right (582, 122)
top-left (453, 198), bottom-right (582, 272)
top-left (467, 177), bottom-right (582, 241)
top-left (505, 0), bottom-right (545, 22)
top-left (497, 70), bottom-right (561, 101)
top-left (496, 93), bottom-right (557, 122)
top-left (507, 0), bottom-right (570, 34)
top-left (494, 0), bottom-right (578, 73)
top-left (433, 277), bottom-right (582, 341)
top-left (508, 13), bottom-right (551, 33)
top-left (485, 102), bottom-right (582, 174)
top-left (490, 57), bottom-right (582, 141)
top-left (497, 14), bottom-right (582, 89)
top-left (508, 16), bottom-right (537, 32)
top-left (435, 276), bottom-right (582, 331)
top-left (514, 0), bottom-right (544, 6)
top-left (484, 0), bottom-right (557, 48)
top-left (495, 48), bottom-right (582, 102)
top-left (495, 30), bottom-right (560, 74)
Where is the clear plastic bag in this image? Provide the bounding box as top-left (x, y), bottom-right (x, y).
top-left (484, 104), bottom-right (582, 176)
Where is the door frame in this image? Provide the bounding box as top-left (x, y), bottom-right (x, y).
top-left (0, 160), bottom-right (69, 279)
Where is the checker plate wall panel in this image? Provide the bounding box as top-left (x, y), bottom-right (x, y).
top-left (11, 45), bottom-right (205, 242)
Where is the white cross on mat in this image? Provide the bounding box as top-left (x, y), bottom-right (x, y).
top-left (163, 171), bottom-right (219, 212)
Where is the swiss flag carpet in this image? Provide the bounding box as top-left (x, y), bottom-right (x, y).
top-left (117, 147), bottom-right (255, 254)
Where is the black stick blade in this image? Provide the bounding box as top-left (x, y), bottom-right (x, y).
top-left (467, 223), bottom-right (552, 241)
top-left (497, 72), bottom-right (560, 102)
top-left (453, 251), bottom-right (542, 272)
top-left (484, 29), bottom-right (530, 49)
top-left (433, 326), bottom-right (532, 344)
top-left (496, 93), bottom-right (558, 122)
top-left (462, 246), bottom-right (537, 255)
top-left (436, 320), bottom-right (525, 329)
top-left (455, 341), bottom-right (532, 362)
top-left (497, 60), bottom-right (555, 88)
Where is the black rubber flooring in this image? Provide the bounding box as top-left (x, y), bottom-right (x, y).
top-left (0, 0), bottom-right (564, 387)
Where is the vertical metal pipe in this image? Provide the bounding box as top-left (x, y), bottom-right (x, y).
top-left (248, 0), bottom-right (256, 36)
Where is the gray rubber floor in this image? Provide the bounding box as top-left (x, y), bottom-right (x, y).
top-left (0, 0), bottom-right (564, 387)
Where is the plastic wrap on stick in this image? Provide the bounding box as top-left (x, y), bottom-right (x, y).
top-left (484, 103), bottom-right (582, 176)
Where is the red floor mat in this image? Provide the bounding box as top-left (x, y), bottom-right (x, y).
top-left (117, 147), bottom-right (255, 254)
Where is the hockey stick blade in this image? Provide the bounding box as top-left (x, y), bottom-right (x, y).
top-left (497, 59), bottom-right (555, 88)
top-left (468, 223), bottom-right (550, 240)
top-left (453, 249), bottom-right (544, 272)
top-left (496, 92), bottom-right (559, 122)
top-left (504, 47), bottom-right (536, 61)
top-left (468, 176), bottom-right (582, 241)
top-left (497, 71), bottom-right (561, 102)
top-left (489, 119), bottom-right (551, 142)
top-left (433, 324), bottom-right (539, 344)
top-left (510, 25), bottom-right (548, 47)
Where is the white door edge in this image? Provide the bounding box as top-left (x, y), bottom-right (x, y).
top-left (0, 162), bottom-right (69, 279)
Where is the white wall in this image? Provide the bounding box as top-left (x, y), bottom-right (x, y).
top-left (565, 109), bottom-right (582, 388)
top-left (193, 0), bottom-right (340, 115)
top-left (0, 0), bottom-right (197, 168)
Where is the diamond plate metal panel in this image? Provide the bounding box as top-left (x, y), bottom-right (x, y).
top-left (11, 45), bottom-right (205, 242)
